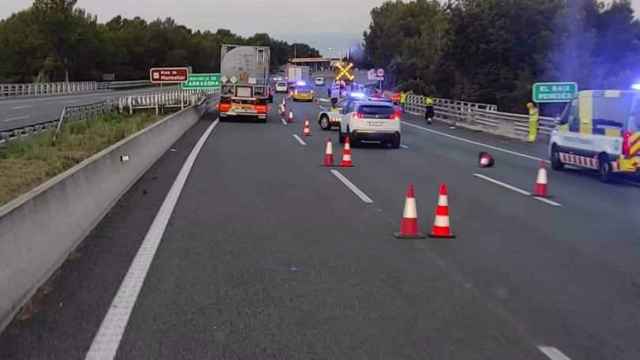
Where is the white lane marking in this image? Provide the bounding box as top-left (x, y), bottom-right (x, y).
top-left (473, 173), bottom-right (531, 196)
top-left (400, 144), bottom-right (409, 149)
top-left (538, 346), bottom-right (572, 360)
top-left (3, 115), bottom-right (30, 122)
top-left (330, 169), bottom-right (374, 204)
top-left (402, 121), bottom-right (548, 163)
top-left (85, 119), bottom-right (219, 360)
top-left (11, 105), bottom-right (32, 110)
top-left (473, 173), bottom-right (562, 207)
top-left (533, 196), bottom-right (563, 207)
top-left (281, 117), bottom-right (287, 125)
top-left (292, 134), bottom-right (306, 146)
top-left (67, 100), bottom-right (79, 104)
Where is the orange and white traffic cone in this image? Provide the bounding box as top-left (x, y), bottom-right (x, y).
top-left (429, 184), bottom-right (455, 239)
top-left (394, 184), bottom-right (426, 239)
top-left (339, 136), bottom-right (354, 167)
top-left (303, 120), bottom-right (312, 136)
top-left (533, 161), bottom-right (549, 197)
top-left (288, 111), bottom-right (294, 123)
top-left (323, 138), bottom-right (334, 167)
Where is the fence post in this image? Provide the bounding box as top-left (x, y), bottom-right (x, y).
top-left (129, 97), bottom-right (133, 115)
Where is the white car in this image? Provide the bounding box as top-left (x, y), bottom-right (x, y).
top-left (338, 100), bottom-right (401, 148)
top-left (274, 81), bottom-right (288, 93)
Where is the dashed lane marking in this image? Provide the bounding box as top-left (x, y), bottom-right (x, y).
top-left (11, 105), bottom-right (32, 110)
top-left (85, 119), bottom-right (220, 360)
top-left (402, 121), bottom-right (548, 163)
top-left (473, 173), bottom-right (562, 207)
top-left (281, 117), bottom-right (287, 125)
top-left (400, 144), bottom-right (409, 149)
top-left (330, 169), bottom-right (374, 204)
top-left (292, 134), bottom-right (307, 146)
top-left (538, 346), bottom-right (572, 360)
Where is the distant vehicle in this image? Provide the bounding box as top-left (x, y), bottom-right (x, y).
top-left (275, 81), bottom-right (288, 93)
top-left (291, 82), bottom-right (314, 102)
top-left (314, 77), bottom-right (325, 86)
top-left (550, 90), bottom-right (640, 182)
top-left (286, 64), bottom-right (310, 85)
top-left (218, 44), bottom-right (271, 122)
top-left (339, 99), bottom-right (401, 148)
top-left (273, 75), bottom-right (284, 82)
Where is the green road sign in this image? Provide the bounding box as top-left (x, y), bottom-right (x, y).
top-left (532, 82), bottom-right (578, 103)
top-left (181, 73), bottom-right (221, 89)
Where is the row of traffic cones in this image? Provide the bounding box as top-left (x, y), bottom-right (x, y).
top-left (395, 183), bottom-right (455, 239)
top-left (323, 137), bottom-right (353, 167)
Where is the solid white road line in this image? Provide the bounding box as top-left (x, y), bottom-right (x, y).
top-left (533, 196), bottom-right (563, 207)
top-left (85, 119), bottom-right (219, 360)
top-left (402, 121), bottom-right (548, 163)
top-left (330, 169), bottom-right (374, 204)
top-left (281, 117), bottom-right (288, 125)
top-left (292, 134), bottom-right (307, 146)
top-left (3, 115), bottom-right (30, 122)
top-left (11, 105), bottom-right (32, 110)
top-left (538, 346), bottom-right (572, 360)
top-left (473, 173), bottom-right (562, 207)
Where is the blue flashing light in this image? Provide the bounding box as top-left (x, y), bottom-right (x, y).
top-left (632, 83), bottom-right (640, 90)
top-left (350, 92), bottom-right (366, 99)
top-left (296, 80), bottom-right (307, 86)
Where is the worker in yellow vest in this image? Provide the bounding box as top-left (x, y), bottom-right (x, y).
top-left (527, 102), bottom-right (539, 143)
top-left (425, 96), bottom-right (435, 124)
top-left (400, 91), bottom-right (407, 112)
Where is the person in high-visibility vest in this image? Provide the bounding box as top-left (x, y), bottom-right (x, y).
top-left (400, 91), bottom-right (407, 112)
top-left (425, 96), bottom-right (435, 124)
top-left (527, 102), bottom-right (539, 143)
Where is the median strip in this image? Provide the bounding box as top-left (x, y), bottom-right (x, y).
top-left (473, 173), bottom-right (562, 207)
top-left (330, 169), bottom-right (373, 204)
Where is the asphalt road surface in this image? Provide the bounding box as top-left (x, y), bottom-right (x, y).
top-left (1, 92), bottom-right (640, 359)
top-left (0, 87), bottom-right (175, 131)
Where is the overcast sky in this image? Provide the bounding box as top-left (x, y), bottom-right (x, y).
top-left (0, 0), bottom-right (390, 57)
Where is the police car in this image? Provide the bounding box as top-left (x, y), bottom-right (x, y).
top-left (549, 90), bottom-right (640, 182)
top-left (338, 97), bottom-right (401, 148)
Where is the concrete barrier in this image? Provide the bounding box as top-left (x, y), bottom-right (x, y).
top-left (0, 105), bottom-right (204, 332)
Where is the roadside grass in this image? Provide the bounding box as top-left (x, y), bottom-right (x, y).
top-left (0, 111), bottom-right (161, 207)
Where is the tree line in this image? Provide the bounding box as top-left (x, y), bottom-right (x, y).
top-left (363, 0), bottom-right (640, 112)
top-left (0, 0), bottom-right (320, 83)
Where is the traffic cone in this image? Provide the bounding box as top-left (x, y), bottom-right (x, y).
top-left (429, 184), bottom-right (455, 239)
top-left (533, 161), bottom-right (549, 197)
top-left (479, 152), bottom-right (495, 168)
top-left (394, 184), bottom-right (426, 239)
top-left (339, 136), bottom-right (354, 167)
top-left (303, 119), bottom-right (312, 136)
top-left (323, 138), bottom-right (334, 167)
top-left (287, 111), bottom-right (294, 123)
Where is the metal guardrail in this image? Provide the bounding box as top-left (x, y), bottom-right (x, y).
top-left (118, 88), bottom-right (219, 115)
top-left (0, 80), bottom-right (153, 98)
top-left (405, 94), bottom-right (556, 141)
top-left (0, 89), bottom-right (216, 145)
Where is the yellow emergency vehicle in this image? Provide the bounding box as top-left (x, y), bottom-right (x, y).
top-left (549, 90), bottom-right (640, 182)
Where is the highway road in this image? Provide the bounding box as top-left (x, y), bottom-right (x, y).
top-left (1, 91), bottom-right (640, 359)
top-left (0, 87), bottom-right (174, 132)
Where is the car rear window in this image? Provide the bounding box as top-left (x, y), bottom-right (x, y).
top-left (358, 105), bottom-right (394, 116)
top-left (276, 82), bottom-right (286, 87)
